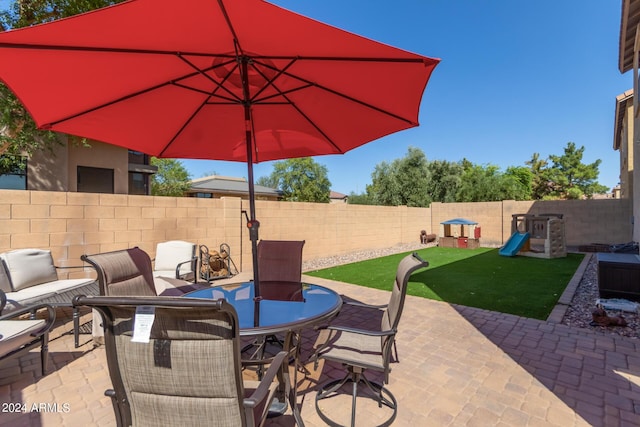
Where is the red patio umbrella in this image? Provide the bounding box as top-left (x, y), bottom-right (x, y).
top-left (0, 0), bottom-right (440, 299)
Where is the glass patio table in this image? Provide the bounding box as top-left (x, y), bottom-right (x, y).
top-left (183, 281), bottom-right (342, 426)
top-left (183, 281), bottom-right (343, 336)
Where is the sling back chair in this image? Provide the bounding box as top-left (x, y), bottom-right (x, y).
top-left (81, 247), bottom-right (206, 344)
top-left (0, 289), bottom-right (56, 376)
top-left (82, 248), bottom-right (157, 297)
top-left (311, 252), bottom-right (428, 427)
top-left (73, 295), bottom-right (289, 427)
top-left (256, 240), bottom-right (305, 302)
top-left (246, 240), bottom-right (306, 372)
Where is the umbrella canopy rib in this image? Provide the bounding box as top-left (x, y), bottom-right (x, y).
top-left (178, 54), bottom-right (243, 103)
top-left (158, 99), bottom-right (210, 158)
top-left (0, 41), bottom-right (433, 64)
top-left (43, 79), bottom-right (176, 129)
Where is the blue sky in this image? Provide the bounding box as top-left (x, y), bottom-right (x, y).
top-left (0, 1), bottom-right (631, 195)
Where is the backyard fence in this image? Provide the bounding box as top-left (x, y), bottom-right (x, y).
top-left (0, 189), bottom-right (631, 273)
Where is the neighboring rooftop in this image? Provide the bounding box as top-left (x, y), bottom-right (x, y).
top-left (329, 191), bottom-right (348, 203)
top-left (187, 175), bottom-right (282, 200)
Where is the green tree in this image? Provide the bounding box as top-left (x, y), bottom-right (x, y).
top-left (395, 147), bottom-right (430, 207)
top-left (545, 142), bottom-right (609, 199)
top-left (456, 163), bottom-right (505, 202)
top-left (367, 147), bottom-right (430, 207)
top-left (347, 191), bottom-right (375, 205)
top-left (150, 158), bottom-right (191, 197)
top-left (425, 159), bottom-right (463, 203)
top-left (255, 174), bottom-right (278, 189)
top-left (267, 157), bottom-right (331, 202)
top-left (502, 166), bottom-right (533, 201)
top-left (0, 1), bottom-right (125, 163)
top-left (525, 152), bottom-right (551, 200)
top-left (367, 160), bottom-right (401, 206)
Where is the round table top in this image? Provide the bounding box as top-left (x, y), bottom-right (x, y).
top-left (184, 282), bottom-right (342, 335)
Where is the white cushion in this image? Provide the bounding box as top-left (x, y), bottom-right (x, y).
top-left (3, 279), bottom-right (95, 311)
top-left (0, 319), bottom-right (45, 358)
top-left (1, 249), bottom-right (58, 291)
top-left (152, 269), bottom-right (177, 278)
top-left (154, 241), bottom-right (195, 275)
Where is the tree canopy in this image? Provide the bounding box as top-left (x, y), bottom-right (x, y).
top-left (150, 158), bottom-right (191, 197)
top-left (367, 147), bottom-right (430, 207)
top-left (262, 157), bottom-right (331, 203)
top-left (353, 143), bottom-right (609, 206)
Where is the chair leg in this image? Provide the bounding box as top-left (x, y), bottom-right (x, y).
top-left (40, 332), bottom-right (49, 376)
top-left (315, 368), bottom-right (397, 427)
top-left (73, 307), bottom-right (80, 348)
top-left (392, 339), bottom-right (399, 362)
top-left (350, 373), bottom-right (359, 427)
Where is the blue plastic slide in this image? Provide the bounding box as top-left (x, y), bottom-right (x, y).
top-left (499, 232), bottom-right (530, 257)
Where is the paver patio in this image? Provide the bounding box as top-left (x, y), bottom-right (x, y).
top-left (1, 274), bottom-right (639, 426)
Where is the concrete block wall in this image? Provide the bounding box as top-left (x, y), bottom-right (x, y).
top-left (238, 200), bottom-right (429, 270)
top-left (0, 190), bottom-right (238, 278)
top-left (502, 199), bottom-right (632, 247)
top-left (0, 189), bottom-right (633, 275)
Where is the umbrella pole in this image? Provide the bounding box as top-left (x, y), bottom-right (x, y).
top-left (246, 142), bottom-right (261, 328)
top-left (245, 125), bottom-right (259, 292)
top-left (241, 55), bottom-right (261, 327)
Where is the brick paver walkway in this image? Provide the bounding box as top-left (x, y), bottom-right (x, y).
top-left (1, 275), bottom-right (639, 426)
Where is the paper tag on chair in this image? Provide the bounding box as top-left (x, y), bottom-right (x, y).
top-left (131, 306), bottom-right (156, 343)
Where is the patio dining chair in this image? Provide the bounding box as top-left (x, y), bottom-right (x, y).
top-left (82, 247), bottom-right (205, 298)
top-left (81, 247), bottom-right (206, 344)
top-left (0, 289), bottom-right (56, 376)
top-left (73, 295), bottom-right (289, 427)
top-left (246, 240), bottom-right (306, 370)
top-left (310, 252), bottom-right (428, 427)
top-left (152, 240), bottom-right (198, 283)
top-left (256, 239), bottom-right (305, 302)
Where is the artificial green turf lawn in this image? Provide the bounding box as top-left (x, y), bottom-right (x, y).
top-left (305, 247), bottom-right (584, 320)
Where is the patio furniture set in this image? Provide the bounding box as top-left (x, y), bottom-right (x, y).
top-left (0, 237), bottom-right (429, 427)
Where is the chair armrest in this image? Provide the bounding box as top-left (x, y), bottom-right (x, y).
top-left (345, 300), bottom-right (388, 310)
top-left (174, 257), bottom-right (197, 280)
top-left (243, 351), bottom-right (288, 409)
top-left (326, 324), bottom-right (396, 337)
top-left (55, 265), bottom-right (88, 270)
top-left (0, 289), bottom-right (6, 314)
top-left (0, 303), bottom-right (56, 336)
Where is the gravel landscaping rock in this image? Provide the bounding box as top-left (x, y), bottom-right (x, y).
top-left (561, 255), bottom-right (639, 339)
top-left (302, 242), bottom-right (433, 272)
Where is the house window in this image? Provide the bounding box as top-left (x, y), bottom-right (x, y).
top-left (128, 150), bottom-right (148, 164)
top-left (193, 192), bottom-right (213, 198)
top-left (129, 172), bottom-right (148, 195)
top-left (77, 166), bottom-right (114, 193)
top-left (0, 155), bottom-right (27, 190)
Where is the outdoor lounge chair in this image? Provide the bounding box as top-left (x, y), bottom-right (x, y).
top-left (152, 240), bottom-right (198, 283)
top-left (0, 289), bottom-right (56, 376)
top-left (0, 248), bottom-right (98, 348)
top-left (72, 295), bottom-right (288, 427)
top-left (256, 240), bottom-right (305, 302)
top-left (311, 252), bottom-right (428, 427)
